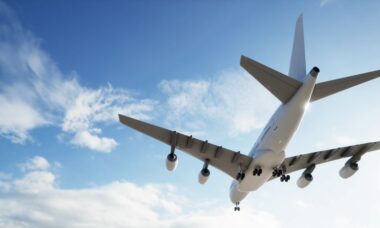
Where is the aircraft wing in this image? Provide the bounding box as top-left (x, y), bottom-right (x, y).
top-left (271, 141), bottom-right (380, 180)
top-left (119, 114), bottom-right (253, 180)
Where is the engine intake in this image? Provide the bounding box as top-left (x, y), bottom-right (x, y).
top-left (339, 162), bottom-right (359, 179)
top-left (198, 159), bottom-right (210, 184)
top-left (297, 164), bottom-right (315, 188)
top-left (297, 173), bottom-right (313, 188)
top-left (198, 168), bottom-right (210, 184)
top-left (166, 153), bottom-right (178, 171)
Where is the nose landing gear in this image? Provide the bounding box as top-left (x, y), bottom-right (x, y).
top-left (234, 202), bottom-right (240, 211)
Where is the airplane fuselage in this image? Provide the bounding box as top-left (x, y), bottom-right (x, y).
top-left (230, 69), bottom-right (318, 203)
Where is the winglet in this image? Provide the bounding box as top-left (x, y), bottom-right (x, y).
top-left (289, 14), bottom-right (307, 81)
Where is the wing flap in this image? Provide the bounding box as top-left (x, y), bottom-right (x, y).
top-left (119, 114), bottom-right (252, 179)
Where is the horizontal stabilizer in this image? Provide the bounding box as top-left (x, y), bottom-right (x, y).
top-left (240, 55), bottom-right (302, 103)
top-left (311, 70), bottom-right (380, 102)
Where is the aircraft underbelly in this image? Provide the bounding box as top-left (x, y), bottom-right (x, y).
top-left (238, 149), bottom-right (285, 192)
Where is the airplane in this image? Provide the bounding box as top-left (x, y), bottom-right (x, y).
top-left (119, 15), bottom-right (380, 211)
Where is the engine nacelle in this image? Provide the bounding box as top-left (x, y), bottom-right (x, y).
top-left (339, 162), bottom-right (358, 179)
top-left (198, 168), bottom-right (210, 184)
top-left (297, 173), bottom-right (313, 188)
top-left (166, 153), bottom-right (178, 171)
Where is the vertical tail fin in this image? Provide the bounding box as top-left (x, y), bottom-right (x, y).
top-left (289, 14), bottom-right (306, 81)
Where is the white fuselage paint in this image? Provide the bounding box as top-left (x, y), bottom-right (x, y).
top-left (230, 71), bottom-right (317, 204)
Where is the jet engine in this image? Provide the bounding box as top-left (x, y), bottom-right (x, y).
top-left (297, 173), bottom-right (313, 188)
top-left (166, 153), bottom-right (178, 171)
top-left (198, 168), bottom-right (210, 184)
top-left (297, 164), bottom-right (315, 188)
top-left (339, 162), bottom-right (358, 179)
top-left (198, 159), bottom-right (210, 184)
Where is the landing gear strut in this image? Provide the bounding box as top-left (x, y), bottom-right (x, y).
top-left (253, 167), bottom-right (262, 176)
top-left (236, 164), bottom-right (245, 181)
top-left (234, 202), bottom-right (240, 211)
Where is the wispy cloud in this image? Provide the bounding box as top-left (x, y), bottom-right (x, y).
top-left (0, 156), bottom-right (280, 227)
top-left (0, 0), bottom-right (277, 152)
top-left (18, 156), bottom-right (50, 172)
top-left (0, 2), bottom-right (156, 152)
top-left (159, 69), bottom-right (278, 136)
top-left (319, 0), bottom-right (336, 7)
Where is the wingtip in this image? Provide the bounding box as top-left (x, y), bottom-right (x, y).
top-left (118, 113), bottom-right (123, 122)
top-left (240, 55), bottom-right (247, 66)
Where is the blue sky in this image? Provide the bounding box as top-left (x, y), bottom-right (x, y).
top-left (1, 0), bottom-right (380, 227)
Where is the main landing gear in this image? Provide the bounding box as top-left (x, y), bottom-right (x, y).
top-left (236, 164), bottom-right (246, 181)
top-left (236, 172), bottom-right (245, 181)
top-left (272, 168), bottom-right (290, 182)
top-left (280, 175), bottom-right (290, 182)
top-left (253, 167), bottom-right (262, 176)
top-left (234, 202), bottom-right (240, 211)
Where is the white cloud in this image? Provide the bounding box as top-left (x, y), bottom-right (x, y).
top-left (333, 216), bottom-right (356, 228)
top-left (13, 171), bottom-right (55, 194)
top-left (0, 172), bottom-right (11, 180)
top-left (159, 69), bottom-right (277, 136)
top-left (61, 85), bottom-right (155, 152)
top-left (71, 130), bottom-right (117, 153)
top-left (0, 2), bottom-right (156, 152)
top-left (0, 156), bottom-right (280, 228)
top-left (0, 93), bottom-right (47, 143)
top-left (18, 156), bottom-right (50, 172)
top-left (0, 182), bottom-right (10, 193)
